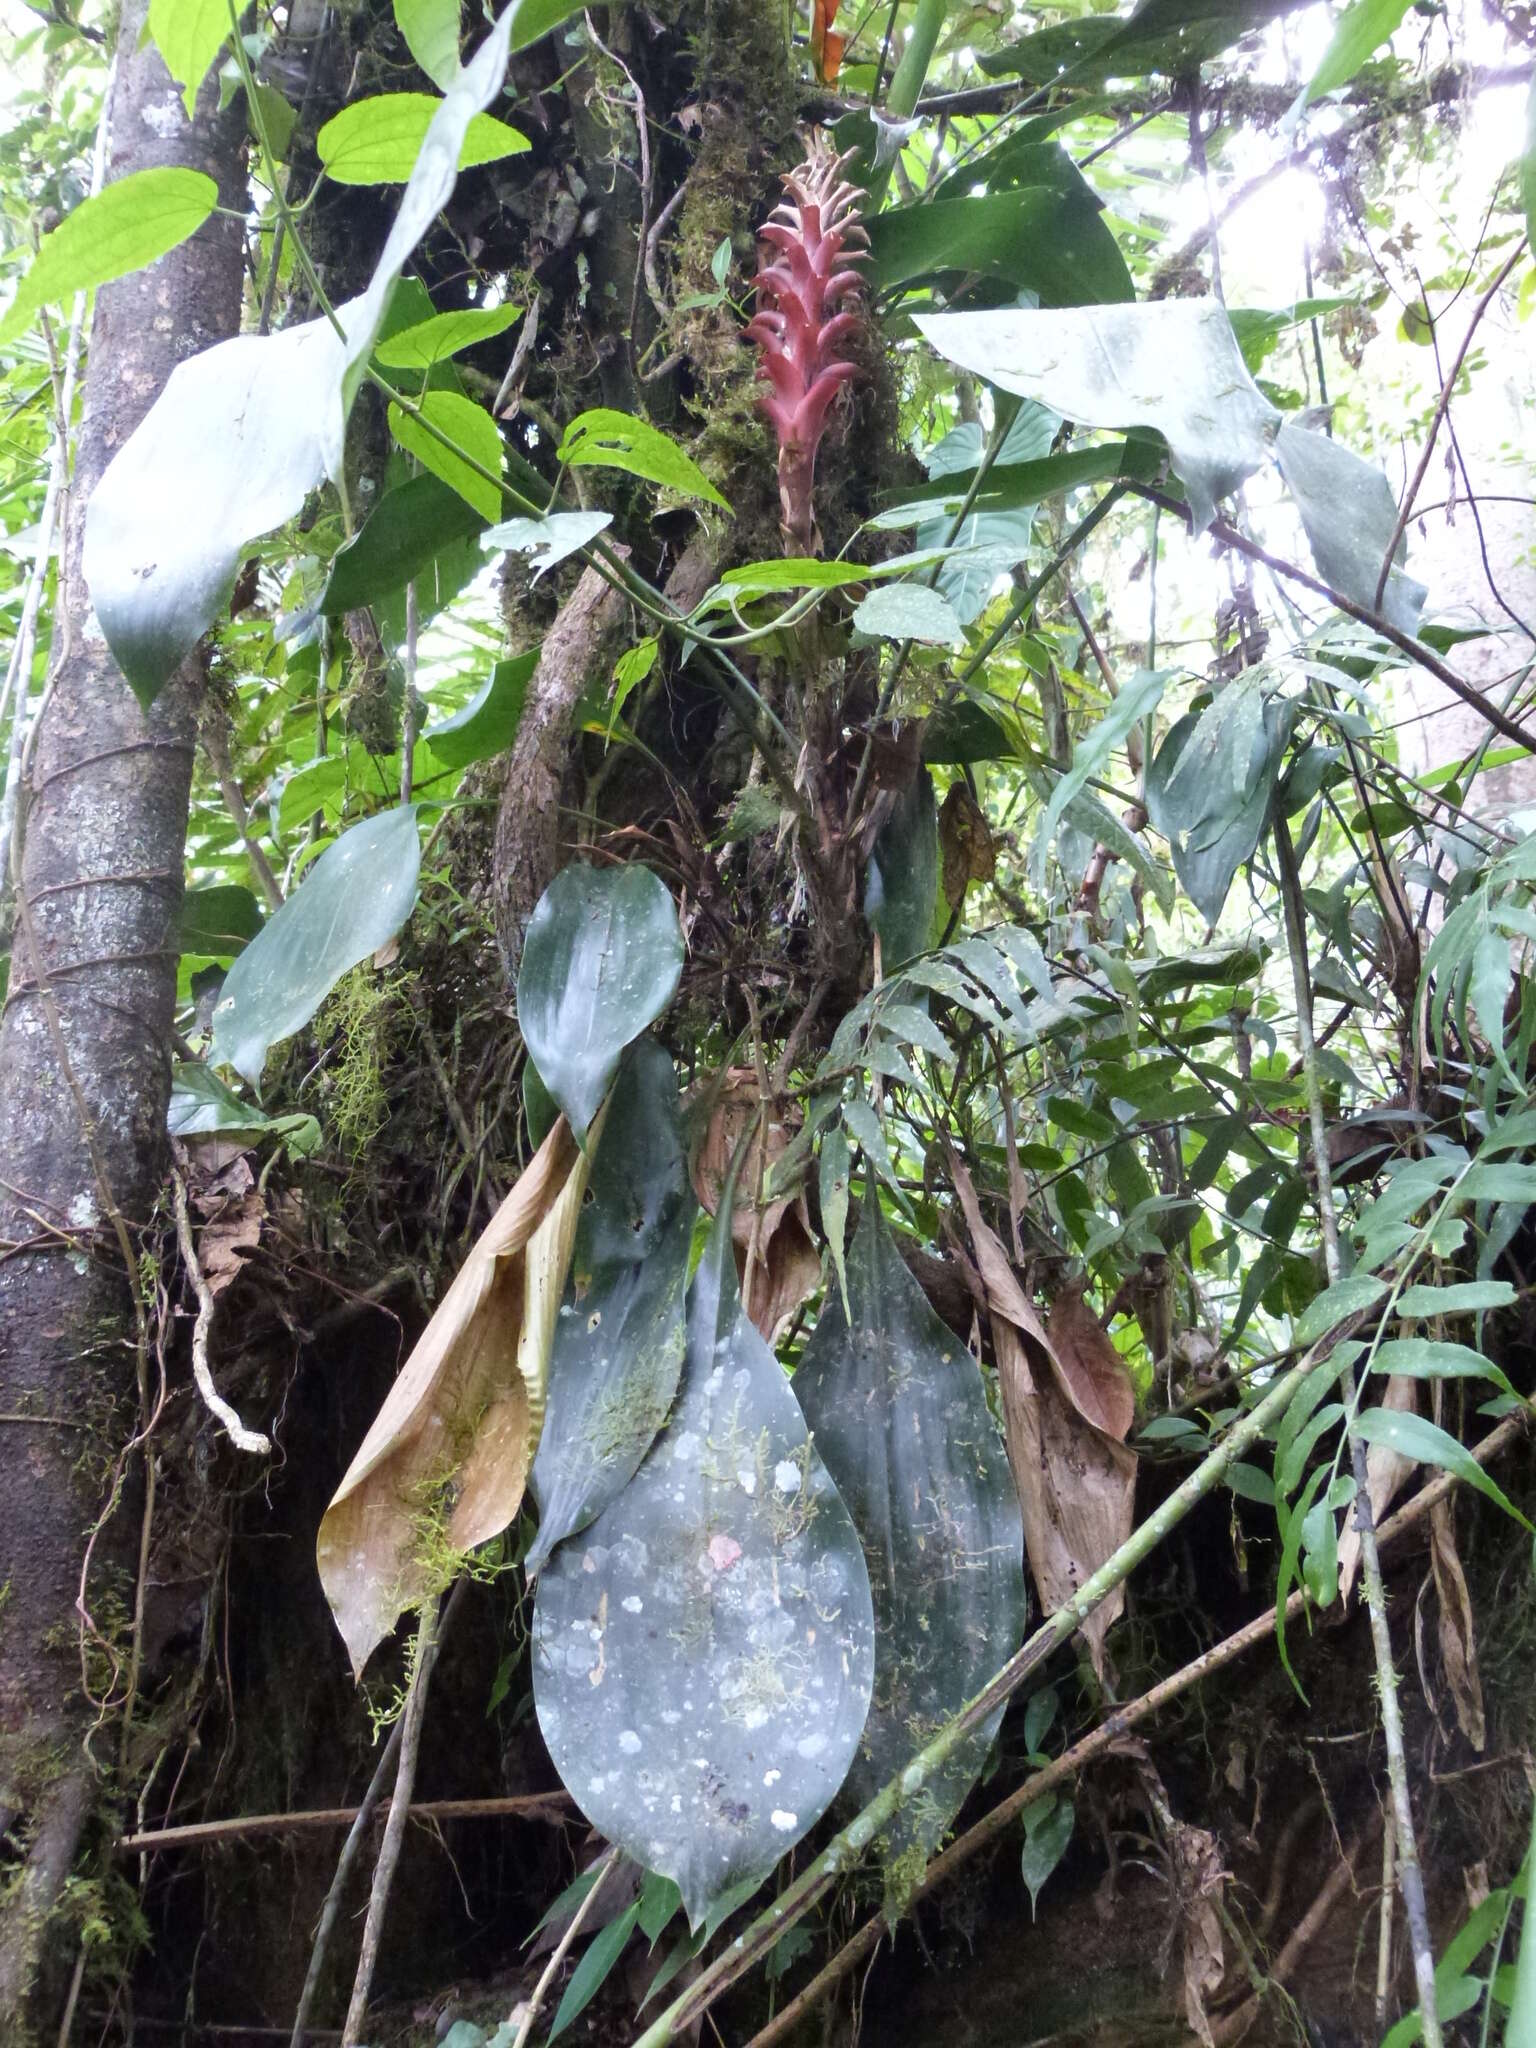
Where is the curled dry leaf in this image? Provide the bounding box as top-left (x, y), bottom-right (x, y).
top-left (938, 781), bottom-right (997, 912)
top-left (951, 1161), bottom-right (1136, 1679)
top-left (318, 1114), bottom-right (595, 1678)
top-left (690, 1069), bottom-right (820, 1345)
top-left (1429, 1493), bottom-right (1487, 1751)
top-left (196, 1188), bottom-right (265, 1298)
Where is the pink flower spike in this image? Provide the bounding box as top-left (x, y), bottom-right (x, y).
top-left (745, 136), bottom-right (866, 557)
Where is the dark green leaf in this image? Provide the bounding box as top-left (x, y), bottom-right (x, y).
top-left (982, 0), bottom-right (1300, 85)
top-left (1021, 1794), bottom-right (1074, 1917)
top-left (866, 770), bottom-right (939, 971)
top-left (322, 474), bottom-right (488, 615)
top-left (1353, 1408), bottom-right (1534, 1531)
top-left (517, 864), bottom-right (684, 1148)
top-left (178, 884), bottom-right (264, 956)
top-left (1293, 1274), bottom-right (1387, 1345)
top-left (527, 1040), bottom-right (695, 1573)
top-left (208, 806), bottom-right (422, 1086)
top-left (870, 190), bottom-right (1134, 309)
top-left (424, 651), bottom-right (534, 769)
top-left (1273, 421), bottom-right (1427, 633)
top-left (547, 1901), bottom-right (641, 2042)
top-left (532, 1196), bottom-right (876, 1929)
top-left (795, 1201), bottom-right (1027, 1911)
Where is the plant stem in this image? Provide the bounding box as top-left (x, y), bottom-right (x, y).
top-left (885, 0), bottom-right (950, 118)
top-left (629, 1339), bottom-right (1327, 2048)
top-left (1272, 814), bottom-right (1441, 2048)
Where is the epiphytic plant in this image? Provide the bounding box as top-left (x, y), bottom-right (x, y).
top-left (745, 135), bottom-right (867, 556)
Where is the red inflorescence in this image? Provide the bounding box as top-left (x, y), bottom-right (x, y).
top-left (744, 139), bottom-right (868, 558)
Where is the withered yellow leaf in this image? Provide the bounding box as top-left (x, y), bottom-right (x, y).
top-left (318, 1112), bottom-right (596, 1677)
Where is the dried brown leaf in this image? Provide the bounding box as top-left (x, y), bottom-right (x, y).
top-left (691, 1069), bottom-right (819, 1345)
top-left (950, 1159), bottom-right (1136, 1679)
top-left (1429, 1495), bottom-right (1487, 1750)
top-left (939, 782), bottom-right (997, 911)
top-left (1046, 1286), bottom-right (1136, 1442)
top-left (198, 1188), bottom-right (264, 1298)
top-left (317, 1116), bottom-right (593, 1678)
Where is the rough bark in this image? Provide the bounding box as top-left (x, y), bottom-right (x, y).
top-left (0, 4), bottom-right (246, 2029)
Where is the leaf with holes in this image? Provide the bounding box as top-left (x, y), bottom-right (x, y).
top-left (208, 805), bottom-right (421, 1087)
top-left (794, 1200), bottom-right (1026, 1914)
top-left (517, 863), bottom-right (684, 1148)
top-left (531, 1194), bottom-right (875, 1929)
top-left (526, 1039), bottom-right (695, 1574)
top-left (318, 1114), bottom-right (594, 1677)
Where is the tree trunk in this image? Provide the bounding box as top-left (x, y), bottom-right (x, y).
top-left (0, 5), bottom-right (246, 2030)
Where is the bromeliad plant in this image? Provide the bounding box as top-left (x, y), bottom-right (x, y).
top-left (745, 137), bottom-right (868, 556)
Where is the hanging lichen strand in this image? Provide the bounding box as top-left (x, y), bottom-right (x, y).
top-left (745, 137), bottom-right (867, 557)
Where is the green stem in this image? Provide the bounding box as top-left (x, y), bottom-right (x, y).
top-left (885, 0), bottom-right (950, 119)
top-left (630, 1340), bottom-right (1324, 2048)
top-left (1272, 814), bottom-right (1442, 2048)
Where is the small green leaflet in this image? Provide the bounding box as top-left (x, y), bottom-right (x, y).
top-left (1021, 1794), bottom-right (1074, 1919)
top-left (852, 583), bottom-right (964, 647)
top-left (389, 391), bottom-right (503, 521)
top-left (1306, 0), bottom-right (1412, 100)
top-left (1394, 1280), bottom-right (1515, 1316)
top-left (148, 0), bottom-right (230, 117)
top-left (0, 169), bottom-right (218, 346)
top-left (558, 409), bottom-right (729, 509)
top-left (394, 0), bottom-right (462, 87)
top-left (548, 1902), bottom-right (641, 2042)
top-left (374, 301), bottom-right (521, 367)
top-left (316, 93), bottom-right (529, 184)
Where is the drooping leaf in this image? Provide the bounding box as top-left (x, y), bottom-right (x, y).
top-left (866, 769), bottom-right (939, 971)
top-left (1273, 420), bottom-right (1427, 632)
top-left (168, 1065), bottom-right (322, 1155)
top-left (794, 1201), bottom-right (1027, 1911)
top-left (147, 0), bottom-right (230, 117)
top-left (319, 1116), bottom-right (593, 1677)
top-left (852, 583), bottom-right (963, 647)
top-left (394, 0), bottom-right (462, 87)
top-left (557, 409), bottom-right (729, 509)
top-left (389, 390), bottom-right (503, 521)
top-left (1353, 1407), bottom-right (1534, 1531)
top-left (1144, 696), bottom-right (1294, 925)
top-left (1292, 1273), bottom-right (1388, 1345)
top-left (531, 1196), bottom-right (876, 1930)
top-left (981, 0), bottom-right (1301, 86)
top-left (1306, 0), bottom-right (1412, 100)
top-left (208, 806), bottom-right (421, 1087)
top-left (317, 92), bottom-right (528, 184)
top-left (84, 8), bottom-right (520, 701)
top-left (424, 651), bottom-right (534, 768)
top-left (517, 863), bottom-right (684, 1148)
top-left (819, 1128), bottom-right (852, 1318)
top-left (915, 301), bottom-right (1279, 533)
top-left (548, 1901), bottom-right (642, 2043)
top-left (322, 473), bottom-right (488, 615)
top-left (525, 1040), bottom-right (695, 1574)
top-left (482, 510), bottom-right (614, 579)
top-left (0, 168), bottom-right (218, 347)
top-left (374, 301), bottom-right (521, 367)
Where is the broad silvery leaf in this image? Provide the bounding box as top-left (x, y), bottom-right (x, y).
top-left (532, 1195), bottom-right (875, 1929)
top-left (915, 301), bottom-right (1280, 532)
top-left (526, 1038), bottom-right (695, 1573)
top-left (482, 510), bottom-right (613, 579)
top-left (83, 6), bottom-right (520, 703)
top-left (852, 584), bottom-right (963, 647)
top-left (1145, 698), bottom-right (1294, 925)
top-left (516, 863), bottom-right (684, 1147)
top-left (209, 805), bottom-right (421, 1086)
top-left (1273, 421), bottom-right (1427, 633)
top-left (794, 1201), bottom-right (1026, 1911)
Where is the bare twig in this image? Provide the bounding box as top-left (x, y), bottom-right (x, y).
top-left (171, 1171), bottom-right (271, 1456)
top-left (341, 1594), bottom-right (445, 2047)
top-left (123, 1793), bottom-right (569, 1856)
top-left (509, 1842), bottom-right (622, 2048)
